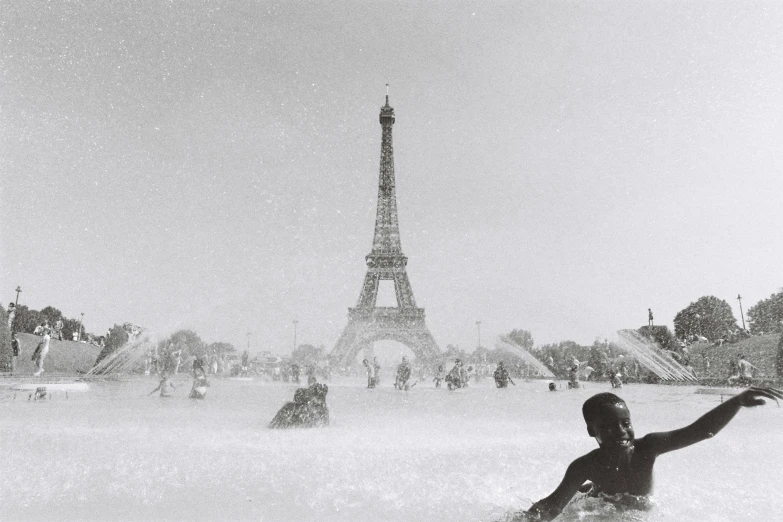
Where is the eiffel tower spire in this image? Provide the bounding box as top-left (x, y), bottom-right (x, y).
top-left (370, 90), bottom-right (403, 255)
top-left (331, 91), bottom-right (440, 366)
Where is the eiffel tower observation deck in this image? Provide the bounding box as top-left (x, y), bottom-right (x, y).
top-left (331, 91), bottom-right (440, 367)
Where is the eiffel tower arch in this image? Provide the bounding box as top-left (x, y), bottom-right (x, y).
top-left (331, 93), bottom-right (440, 367)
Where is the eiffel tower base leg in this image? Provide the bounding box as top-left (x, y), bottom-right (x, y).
top-left (331, 310), bottom-right (439, 368)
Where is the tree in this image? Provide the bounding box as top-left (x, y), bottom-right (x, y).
top-left (441, 344), bottom-right (468, 364)
top-left (468, 345), bottom-right (491, 365)
top-left (673, 295), bottom-right (738, 341)
top-left (777, 333), bottom-right (783, 378)
top-left (747, 291), bottom-right (783, 335)
top-left (532, 340), bottom-right (588, 379)
top-left (159, 329), bottom-right (204, 359)
top-left (9, 305), bottom-right (92, 340)
top-left (0, 305), bottom-right (11, 371)
top-left (94, 324), bottom-right (131, 367)
top-left (637, 325), bottom-right (677, 351)
top-left (291, 344), bottom-right (326, 366)
top-left (507, 329), bottom-right (534, 351)
top-left (11, 305), bottom-right (44, 334)
top-left (205, 341), bottom-right (236, 358)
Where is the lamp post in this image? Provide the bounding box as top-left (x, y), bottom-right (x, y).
top-left (14, 286), bottom-right (22, 306)
top-left (293, 319), bottom-right (299, 351)
top-left (737, 294), bottom-right (746, 331)
top-left (79, 312), bottom-right (85, 341)
top-left (475, 320), bottom-right (482, 349)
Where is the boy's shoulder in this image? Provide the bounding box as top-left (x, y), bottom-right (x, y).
top-left (567, 448), bottom-right (602, 472)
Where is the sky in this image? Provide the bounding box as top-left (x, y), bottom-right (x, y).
top-left (2, 1), bottom-right (782, 359)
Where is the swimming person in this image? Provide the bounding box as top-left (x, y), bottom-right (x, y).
top-left (189, 367), bottom-right (209, 399)
top-left (149, 372), bottom-right (176, 397)
top-left (269, 382), bottom-right (330, 429)
top-left (519, 388), bottom-right (783, 521)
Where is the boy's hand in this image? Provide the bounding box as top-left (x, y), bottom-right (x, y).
top-left (735, 387), bottom-right (783, 407)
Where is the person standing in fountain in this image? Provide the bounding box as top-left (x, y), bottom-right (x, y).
top-left (395, 356), bottom-right (412, 390)
top-left (728, 354), bottom-right (756, 387)
top-left (170, 347), bottom-right (183, 374)
top-left (192, 356), bottom-right (206, 378)
top-left (494, 361), bottom-right (514, 388)
top-left (241, 350), bottom-right (249, 376)
top-left (446, 359), bottom-right (466, 390)
top-left (189, 366), bottom-right (209, 399)
top-left (363, 359), bottom-right (377, 388)
top-left (433, 365), bottom-right (444, 388)
top-left (373, 356), bottom-right (381, 386)
top-left (149, 372), bottom-right (176, 397)
top-left (568, 357), bottom-right (581, 389)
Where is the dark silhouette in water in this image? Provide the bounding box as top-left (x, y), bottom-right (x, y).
top-left (269, 383), bottom-right (329, 429)
top-left (493, 361), bottom-right (515, 388)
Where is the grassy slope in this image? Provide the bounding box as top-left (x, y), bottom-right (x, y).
top-left (6, 333), bottom-right (101, 376)
top-left (686, 333), bottom-right (781, 385)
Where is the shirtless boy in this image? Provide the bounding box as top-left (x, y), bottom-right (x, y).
top-left (149, 372), bottom-right (176, 397)
top-left (522, 387), bottom-right (782, 520)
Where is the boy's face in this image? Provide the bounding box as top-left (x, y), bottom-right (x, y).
top-left (587, 402), bottom-right (635, 452)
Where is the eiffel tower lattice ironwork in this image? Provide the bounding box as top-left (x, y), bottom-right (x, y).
top-left (331, 94), bottom-right (440, 366)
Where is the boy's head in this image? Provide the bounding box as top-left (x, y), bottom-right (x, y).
top-left (582, 393), bottom-right (634, 450)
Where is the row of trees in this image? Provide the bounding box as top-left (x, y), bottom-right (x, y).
top-left (747, 291), bottom-right (783, 335)
top-left (8, 304), bottom-right (92, 342)
top-left (672, 291), bottom-right (783, 341)
top-left (0, 302), bottom-right (240, 372)
top-left (95, 325), bottom-right (239, 369)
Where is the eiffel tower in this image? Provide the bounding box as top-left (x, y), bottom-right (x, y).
top-left (331, 93), bottom-right (440, 367)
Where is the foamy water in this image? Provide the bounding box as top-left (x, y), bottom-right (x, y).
top-left (1, 377), bottom-right (781, 521)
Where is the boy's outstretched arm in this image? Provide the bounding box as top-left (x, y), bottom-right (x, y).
top-left (523, 455), bottom-right (591, 521)
top-left (645, 387), bottom-right (782, 455)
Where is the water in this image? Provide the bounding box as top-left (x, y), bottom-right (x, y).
top-left (496, 337), bottom-right (555, 378)
top-left (1, 377), bottom-right (781, 521)
top-left (616, 330), bottom-right (697, 382)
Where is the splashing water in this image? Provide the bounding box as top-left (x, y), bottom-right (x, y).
top-left (616, 329), bottom-right (696, 381)
top-left (495, 336), bottom-right (556, 378)
top-left (84, 334), bottom-right (156, 378)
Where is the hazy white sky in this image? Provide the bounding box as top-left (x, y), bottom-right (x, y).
top-left (2, 1), bottom-right (781, 356)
